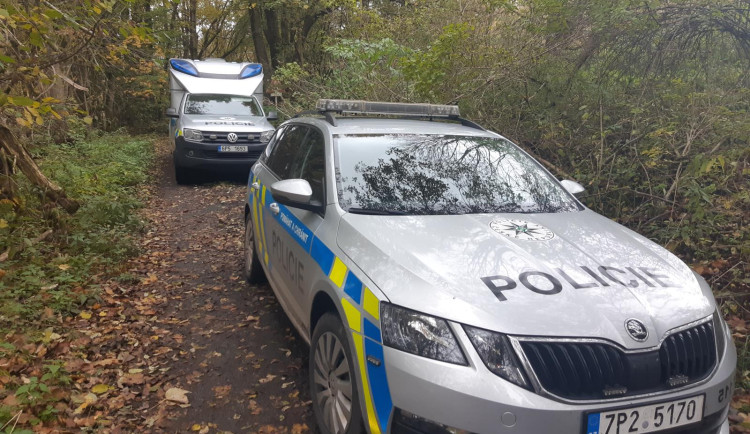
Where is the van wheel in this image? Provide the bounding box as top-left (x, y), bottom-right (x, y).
top-left (310, 313), bottom-right (364, 434)
top-left (174, 164), bottom-right (193, 185)
top-left (244, 214), bottom-right (265, 283)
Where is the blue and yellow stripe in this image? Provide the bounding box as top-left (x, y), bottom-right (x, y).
top-left (248, 175), bottom-right (394, 433)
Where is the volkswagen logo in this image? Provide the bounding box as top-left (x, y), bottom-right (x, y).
top-left (227, 133), bottom-right (239, 143)
top-left (625, 318), bottom-right (648, 342)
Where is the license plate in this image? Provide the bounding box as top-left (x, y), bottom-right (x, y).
top-left (586, 395), bottom-right (704, 434)
top-left (218, 145), bottom-right (248, 153)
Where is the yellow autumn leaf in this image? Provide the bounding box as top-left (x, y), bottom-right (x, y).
top-left (80, 311), bottom-right (92, 319)
top-left (192, 425), bottom-right (201, 431)
top-left (0, 219), bottom-right (7, 228)
top-left (91, 384), bottom-right (110, 394)
top-left (58, 264), bottom-right (70, 270)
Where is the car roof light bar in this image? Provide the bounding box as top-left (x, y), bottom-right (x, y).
top-left (169, 59), bottom-right (199, 77)
top-left (239, 63), bottom-right (263, 79)
top-left (316, 99), bottom-right (460, 118)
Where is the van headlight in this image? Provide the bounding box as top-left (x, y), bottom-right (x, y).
top-left (381, 303), bottom-right (467, 365)
top-left (463, 325), bottom-right (530, 389)
top-left (183, 128), bottom-right (204, 142)
top-left (260, 129), bottom-right (274, 144)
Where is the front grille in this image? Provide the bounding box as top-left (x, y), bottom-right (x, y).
top-left (201, 149), bottom-right (264, 159)
top-left (520, 321), bottom-right (716, 400)
top-left (200, 131), bottom-right (262, 144)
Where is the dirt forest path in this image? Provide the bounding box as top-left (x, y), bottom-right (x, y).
top-left (123, 139), bottom-right (313, 433)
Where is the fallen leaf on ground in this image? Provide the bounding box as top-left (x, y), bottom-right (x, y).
top-left (165, 387), bottom-right (190, 404)
top-left (92, 384), bottom-right (110, 394)
top-left (213, 385), bottom-right (231, 399)
top-left (259, 374), bottom-right (276, 384)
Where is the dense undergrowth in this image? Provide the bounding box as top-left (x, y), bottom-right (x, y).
top-left (0, 132), bottom-right (153, 429)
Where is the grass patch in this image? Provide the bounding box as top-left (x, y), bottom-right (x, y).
top-left (0, 133), bottom-right (153, 332)
top-left (0, 133), bottom-right (154, 428)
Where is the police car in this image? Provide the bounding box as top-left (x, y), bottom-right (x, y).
top-left (243, 100), bottom-right (735, 434)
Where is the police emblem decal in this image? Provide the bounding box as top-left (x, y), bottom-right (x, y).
top-left (625, 318), bottom-right (648, 342)
top-left (489, 219), bottom-right (554, 241)
top-left (227, 132), bottom-right (239, 143)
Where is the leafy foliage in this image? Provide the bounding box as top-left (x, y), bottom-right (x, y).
top-left (0, 134), bottom-right (152, 324)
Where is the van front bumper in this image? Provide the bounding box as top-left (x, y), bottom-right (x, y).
top-left (173, 137), bottom-right (266, 171)
top-left (382, 324), bottom-right (736, 434)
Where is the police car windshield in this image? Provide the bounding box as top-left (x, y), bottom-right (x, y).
top-left (335, 134), bottom-right (580, 215)
top-left (184, 94), bottom-right (261, 116)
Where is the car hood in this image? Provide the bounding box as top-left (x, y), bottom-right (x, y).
top-left (181, 114), bottom-right (273, 132)
top-left (336, 209), bottom-right (714, 349)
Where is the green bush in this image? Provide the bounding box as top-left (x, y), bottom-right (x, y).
top-left (0, 134), bottom-right (154, 329)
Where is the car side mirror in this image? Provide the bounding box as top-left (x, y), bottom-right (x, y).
top-left (270, 179), bottom-right (321, 212)
top-left (165, 107), bottom-right (179, 118)
top-left (267, 111), bottom-right (279, 121)
top-left (560, 179), bottom-right (585, 196)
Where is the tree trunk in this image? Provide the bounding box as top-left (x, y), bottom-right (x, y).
top-left (265, 8), bottom-right (281, 68)
top-left (0, 147), bottom-right (15, 201)
top-left (249, 4), bottom-right (272, 76)
top-left (0, 125), bottom-right (79, 213)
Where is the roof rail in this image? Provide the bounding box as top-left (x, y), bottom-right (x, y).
top-left (292, 110), bottom-right (338, 126)
top-left (292, 99), bottom-right (485, 130)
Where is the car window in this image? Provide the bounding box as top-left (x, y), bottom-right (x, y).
top-left (183, 94), bottom-right (261, 116)
top-left (260, 126), bottom-right (286, 163)
top-left (335, 134), bottom-right (580, 215)
top-left (297, 128), bottom-right (326, 205)
top-left (265, 125), bottom-right (309, 179)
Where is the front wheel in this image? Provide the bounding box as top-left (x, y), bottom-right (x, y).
top-left (174, 162), bottom-right (194, 185)
top-left (310, 313), bottom-right (364, 434)
top-left (243, 214), bottom-right (265, 283)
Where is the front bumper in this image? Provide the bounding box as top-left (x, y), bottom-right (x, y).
top-left (173, 137), bottom-right (266, 171)
top-left (383, 322), bottom-right (736, 433)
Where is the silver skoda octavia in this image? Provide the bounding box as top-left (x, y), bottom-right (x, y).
top-left (243, 100), bottom-right (735, 434)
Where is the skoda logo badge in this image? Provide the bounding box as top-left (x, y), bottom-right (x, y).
top-left (625, 319), bottom-right (648, 342)
top-left (489, 218), bottom-right (554, 241)
top-left (227, 133), bottom-right (239, 143)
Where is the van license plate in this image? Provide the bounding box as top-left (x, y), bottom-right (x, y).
top-left (586, 395), bottom-right (703, 434)
top-left (218, 145), bottom-right (248, 153)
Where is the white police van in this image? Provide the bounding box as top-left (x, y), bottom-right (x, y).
top-left (166, 58), bottom-right (277, 184)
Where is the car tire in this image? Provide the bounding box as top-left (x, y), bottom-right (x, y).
top-left (310, 313), bottom-right (364, 434)
top-left (174, 163), bottom-right (193, 185)
top-left (244, 214), bottom-right (265, 283)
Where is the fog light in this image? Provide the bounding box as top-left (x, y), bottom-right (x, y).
top-left (392, 408), bottom-right (471, 434)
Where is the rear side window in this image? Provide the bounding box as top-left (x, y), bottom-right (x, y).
top-left (265, 125), bottom-right (309, 179)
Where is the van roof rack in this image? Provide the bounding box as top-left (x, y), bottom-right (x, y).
top-left (292, 99), bottom-right (485, 130)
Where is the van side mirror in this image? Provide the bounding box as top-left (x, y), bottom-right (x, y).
top-left (560, 179), bottom-right (585, 196)
top-left (165, 108), bottom-right (179, 118)
top-left (267, 111), bottom-right (278, 121)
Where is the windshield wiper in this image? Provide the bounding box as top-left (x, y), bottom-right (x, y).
top-left (347, 207), bottom-right (406, 215)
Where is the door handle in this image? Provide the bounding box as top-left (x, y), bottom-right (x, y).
top-left (250, 182), bottom-right (260, 192)
top-left (269, 203), bottom-right (280, 215)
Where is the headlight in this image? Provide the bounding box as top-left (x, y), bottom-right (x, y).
top-left (381, 303), bottom-right (467, 365)
top-left (260, 129), bottom-right (274, 144)
top-left (713, 309), bottom-right (727, 358)
top-left (183, 128), bottom-right (203, 142)
top-left (463, 325), bottom-right (529, 389)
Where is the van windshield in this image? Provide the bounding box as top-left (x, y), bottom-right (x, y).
top-left (184, 94), bottom-right (261, 116)
top-left (335, 134), bottom-right (580, 215)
